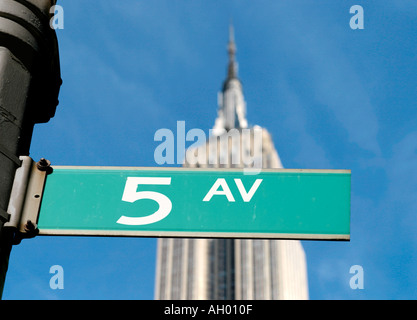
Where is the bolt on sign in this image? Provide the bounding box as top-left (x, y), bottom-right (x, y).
top-left (18, 164), bottom-right (351, 240)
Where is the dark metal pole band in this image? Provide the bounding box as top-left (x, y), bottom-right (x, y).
top-left (0, 208), bottom-right (9, 223)
top-left (0, 144), bottom-right (22, 167)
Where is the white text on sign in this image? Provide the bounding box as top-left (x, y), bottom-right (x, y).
top-left (203, 179), bottom-right (263, 202)
top-left (116, 177), bottom-right (263, 226)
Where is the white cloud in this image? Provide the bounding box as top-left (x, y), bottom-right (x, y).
top-left (301, 39), bottom-right (380, 156)
top-left (386, 131), bottom-right (417, 230)
top-left (262, 2), bottom-right (382, 157)
top-left (277, 78), bottom-right (332, 169)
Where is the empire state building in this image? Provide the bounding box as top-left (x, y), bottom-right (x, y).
top-left (155, 26), bottom-right (309, 300)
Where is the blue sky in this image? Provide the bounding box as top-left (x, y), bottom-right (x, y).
top-left (3, 1), bottom-right (417, 299)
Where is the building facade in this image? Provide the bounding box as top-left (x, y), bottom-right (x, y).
top-left (155, 26), bottom-right (309, 300)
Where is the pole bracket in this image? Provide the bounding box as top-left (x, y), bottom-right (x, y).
top-left (4, 156), bottom-right (48, 244)
top-left (0, 208), bottom-right (9, 223)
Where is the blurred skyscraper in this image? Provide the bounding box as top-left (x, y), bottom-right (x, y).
top-left (155, 26), bottom-right (308, 300)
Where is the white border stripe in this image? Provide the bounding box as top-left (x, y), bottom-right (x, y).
top-left (39, 229), bottom-right (350, 241)
top-left (51, 166), bottom-right (351, 174)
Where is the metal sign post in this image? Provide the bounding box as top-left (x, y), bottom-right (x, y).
top-left (0, 0), bottom-right (61, 298)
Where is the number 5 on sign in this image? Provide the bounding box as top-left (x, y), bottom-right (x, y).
top-left (117, 177), bottom-right (172, 226)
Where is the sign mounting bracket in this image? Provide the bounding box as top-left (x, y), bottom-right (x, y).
top-left (5, 156), bottom-right (49, 244)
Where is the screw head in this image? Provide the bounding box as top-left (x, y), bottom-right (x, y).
top-left (36, 158), bottom-right (53, 174)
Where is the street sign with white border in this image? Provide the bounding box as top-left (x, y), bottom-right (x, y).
top-left (32, 166), bottom-right (351, 240)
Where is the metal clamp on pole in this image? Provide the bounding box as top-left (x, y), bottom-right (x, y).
top-left (0, 208), bottom-right (9, 224)
top-left (5, 156), bottom-right (50, 244)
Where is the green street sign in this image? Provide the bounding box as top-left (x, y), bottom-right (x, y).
top-left (33, 166), bottom-right (351, 240)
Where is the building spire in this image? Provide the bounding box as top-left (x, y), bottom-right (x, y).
top-left (213, 23), bottom-right (248, 134)
top-left (227, 23), bottom-right (237, 79)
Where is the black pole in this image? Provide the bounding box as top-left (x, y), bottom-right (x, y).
top-left (0, 0), bottom-right (61, 298)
